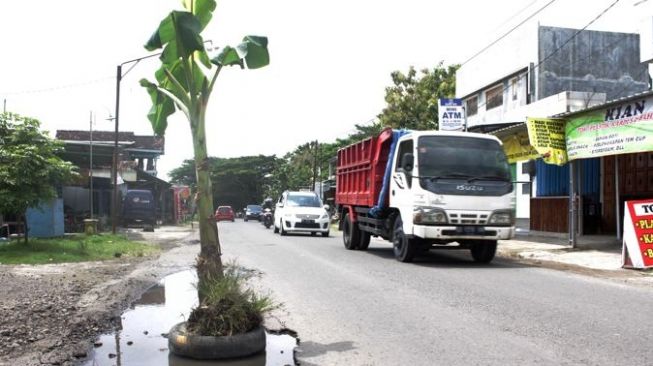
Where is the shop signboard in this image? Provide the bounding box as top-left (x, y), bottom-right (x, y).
top-left (438, 98), bottom-right (465, 131)
top-left (566, 96), bottom-right (653, 161)
top-left (526, 117), bottom-right (567, 165)
top-left (501, 128), bottom-right (539, 164)
top-left (622, 199), bottom-right (653, 269)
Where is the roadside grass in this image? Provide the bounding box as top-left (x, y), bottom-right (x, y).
top-left (0, 234), bottom-right (159, 265)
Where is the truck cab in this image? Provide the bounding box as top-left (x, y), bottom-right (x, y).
top-left (336, 129), bottom-right (515, 263)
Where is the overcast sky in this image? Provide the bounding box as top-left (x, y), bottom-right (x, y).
top-left (0, 0), bottom-right (650, 179)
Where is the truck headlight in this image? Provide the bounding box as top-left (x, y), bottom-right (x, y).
top-left (488, 210), bottom-right (514, 225)
top-left (413, 206), bottom-right (447, 224)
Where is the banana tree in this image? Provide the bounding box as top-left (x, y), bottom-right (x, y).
top-left (140, 0), bottom-right (269, 285)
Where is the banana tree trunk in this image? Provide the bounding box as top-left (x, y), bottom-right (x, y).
top-left (191, 112), bottom-right (223, 295)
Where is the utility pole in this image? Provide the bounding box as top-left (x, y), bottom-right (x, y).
top-left (312, 140), bottom-right (319, 193)
top-left (89, 111), bottom-right (94, 220)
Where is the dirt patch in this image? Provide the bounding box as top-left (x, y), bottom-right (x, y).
top-left (0, 226), bottom-right (198, 366)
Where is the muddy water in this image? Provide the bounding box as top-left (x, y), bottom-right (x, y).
top-left (83, 270), bottom-right (297, 366)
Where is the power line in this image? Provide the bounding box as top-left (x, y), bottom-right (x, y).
top-left (0, 76), bottom-right (114, 96)
top-left (470, 0), bottom-right (625, 112)
top-left (461, 0), bottom-right (559, 66)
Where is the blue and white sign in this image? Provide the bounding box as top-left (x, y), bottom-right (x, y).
top-left (438, 98), bottom-right (465, 131)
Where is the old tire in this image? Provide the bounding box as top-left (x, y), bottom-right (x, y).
top-left (392, 216), bottom-right (416, 262)
top-left (342, 213), bottom-right (361, 250)
top-left (168, 322), bottom-right (265, 360)
top-left (470, 240), bottom-right (497, 263)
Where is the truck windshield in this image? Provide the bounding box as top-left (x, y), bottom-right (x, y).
top-left (417, 136), bottom-right (510, 181)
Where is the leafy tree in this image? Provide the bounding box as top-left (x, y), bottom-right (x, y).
top-left (0, 113), bottom-right (77, 243)
top-left (378, 62), bottom-right (459, 130)
top-left (141, 0), bottom-right (269, 284)
top-left (170, 155), bottom-right (279, 211)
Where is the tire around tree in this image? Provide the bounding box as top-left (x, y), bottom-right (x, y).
top-left (168, 322), bottom-right (265, 360)
top-left (392, 215), bottom-right (417, 262)
top-left (470, 240), bottom-right (497, 263)
top-left (342, 212), bottom-right (361, 250)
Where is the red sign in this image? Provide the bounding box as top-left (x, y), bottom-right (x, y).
top-left (623, 199), bottom-right (653, 269)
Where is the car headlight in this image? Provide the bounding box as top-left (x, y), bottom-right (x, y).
top-left (321, 213), bottom-right (329, 219)
top-left (488, 210), bottom-right (514, 225)
top-left (413, 206), bottom-right (447, 224)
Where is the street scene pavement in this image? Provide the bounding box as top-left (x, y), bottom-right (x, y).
top-left (1, 222), bottom-right (652, 366)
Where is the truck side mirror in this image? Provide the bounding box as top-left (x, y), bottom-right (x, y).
top-left (401, 153), bottom-right (414, 173)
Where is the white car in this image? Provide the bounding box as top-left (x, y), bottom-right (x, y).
top-left (273, 191), bottom-right (330, 237)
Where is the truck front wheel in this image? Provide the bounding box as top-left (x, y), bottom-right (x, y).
top-left (393, 216), bottom-right (417, 262)
top-left (342, 213), bottom-right (361, 250)
top-left (470, 240), bottom-right (497, 263)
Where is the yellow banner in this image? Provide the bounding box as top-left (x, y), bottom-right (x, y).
top-left (502, 129), bottom-right (539, 163)
top-left (526, 117), bottom-right (568, 165)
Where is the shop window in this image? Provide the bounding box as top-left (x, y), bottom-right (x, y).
top-left (486, 84), bottom-right (503, 110)
top-left (465, 96), bottom-right (478, 117)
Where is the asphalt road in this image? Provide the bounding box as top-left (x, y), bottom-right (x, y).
top-left (217, 220), bottom-right (653, 366)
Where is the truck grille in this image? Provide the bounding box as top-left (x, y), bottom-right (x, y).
top-left (447, 211), bottom-right (488, 225)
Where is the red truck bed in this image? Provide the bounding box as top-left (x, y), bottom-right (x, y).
top-left (335, 128), bottom-right (394, 208)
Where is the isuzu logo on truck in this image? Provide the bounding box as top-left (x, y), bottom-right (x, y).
top-left (456, 185), bottom-right (484, 191)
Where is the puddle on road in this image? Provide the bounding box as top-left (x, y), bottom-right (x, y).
top-left (83, 270), bottom-right (297, 366)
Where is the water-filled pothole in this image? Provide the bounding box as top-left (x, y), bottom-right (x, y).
top-left (83, 270), bottom-right (297, 366)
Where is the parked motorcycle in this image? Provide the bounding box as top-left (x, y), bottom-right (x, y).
top-left (262, 208), bottom-right (273, 229)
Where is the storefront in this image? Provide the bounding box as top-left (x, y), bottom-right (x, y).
top-left (564, 90), bottom-right (653, 238)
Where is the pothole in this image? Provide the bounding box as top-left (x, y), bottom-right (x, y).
top-left (83, 269), bottom-right (298, 365)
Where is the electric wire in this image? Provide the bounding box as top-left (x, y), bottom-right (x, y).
top-left (460, 0), bottom-right (559, 66)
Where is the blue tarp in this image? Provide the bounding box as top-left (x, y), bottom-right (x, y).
top-left (369, 129), bottom-right (412, 217)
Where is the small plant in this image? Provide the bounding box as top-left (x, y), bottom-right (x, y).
top-left (187, 261), bottom-right (280, 337)
top-left (78, 239), bottom-right (89, 254)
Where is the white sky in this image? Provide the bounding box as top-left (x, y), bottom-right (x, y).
top-left (0, 0), bottom-right (650, 179)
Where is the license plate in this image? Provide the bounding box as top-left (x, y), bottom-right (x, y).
top-left (459, 226), bottom-right (485, 235)
top-left (302, 219), bottom-right (315, 224)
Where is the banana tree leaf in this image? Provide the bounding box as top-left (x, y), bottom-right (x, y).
top-left (211, 46), bottom-right (244, 67)
top-left (140, 79), bottom-right (176, 136)
top-left (182, 0), bottom-right (216, 31)
top-left (145, 10), bottom-right (203, 61)
top-left (238, 36), bottom-right (269, 69)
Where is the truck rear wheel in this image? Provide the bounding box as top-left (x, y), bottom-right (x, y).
top-left (470, 240), bottom-right (497, 263)
top-left (342, 213), bottom-right (361, 250)
top-left (357, 232), bottom-right (371, 251)
top-left (393, 216), bottom-right (416, 262)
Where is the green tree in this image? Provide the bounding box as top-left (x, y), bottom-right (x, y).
top-left (0, 113), bottom-right (77, 243)
top-left (378, 62), bottom-right (459, 130)
top-left (170, 155), bottom-right (279, 211)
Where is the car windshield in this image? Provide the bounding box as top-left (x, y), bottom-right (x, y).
top-left (247, 205), bottom-right (262, 212)
top-left (218, 207), bottom-right (232, 213)
top-left (416, 136), bottom-right (511, 181)
top-left (286, 194), bottom-right (322, 208)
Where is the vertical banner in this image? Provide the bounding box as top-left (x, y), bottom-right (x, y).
top-left (500, 129), bottom-right (539, 163)
top-left (526, 117), bottom-right (568, 165)
top-left (438, 98), bottom-right (465, 131)
top-left (622, 199), bottom-right (653, 269)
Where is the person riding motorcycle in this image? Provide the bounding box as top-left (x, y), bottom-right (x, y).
top-left (261, 198), bottom-right (274, 228)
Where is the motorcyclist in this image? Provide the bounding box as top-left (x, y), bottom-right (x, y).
top-left (261, 198), bottom-right (274, 228)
